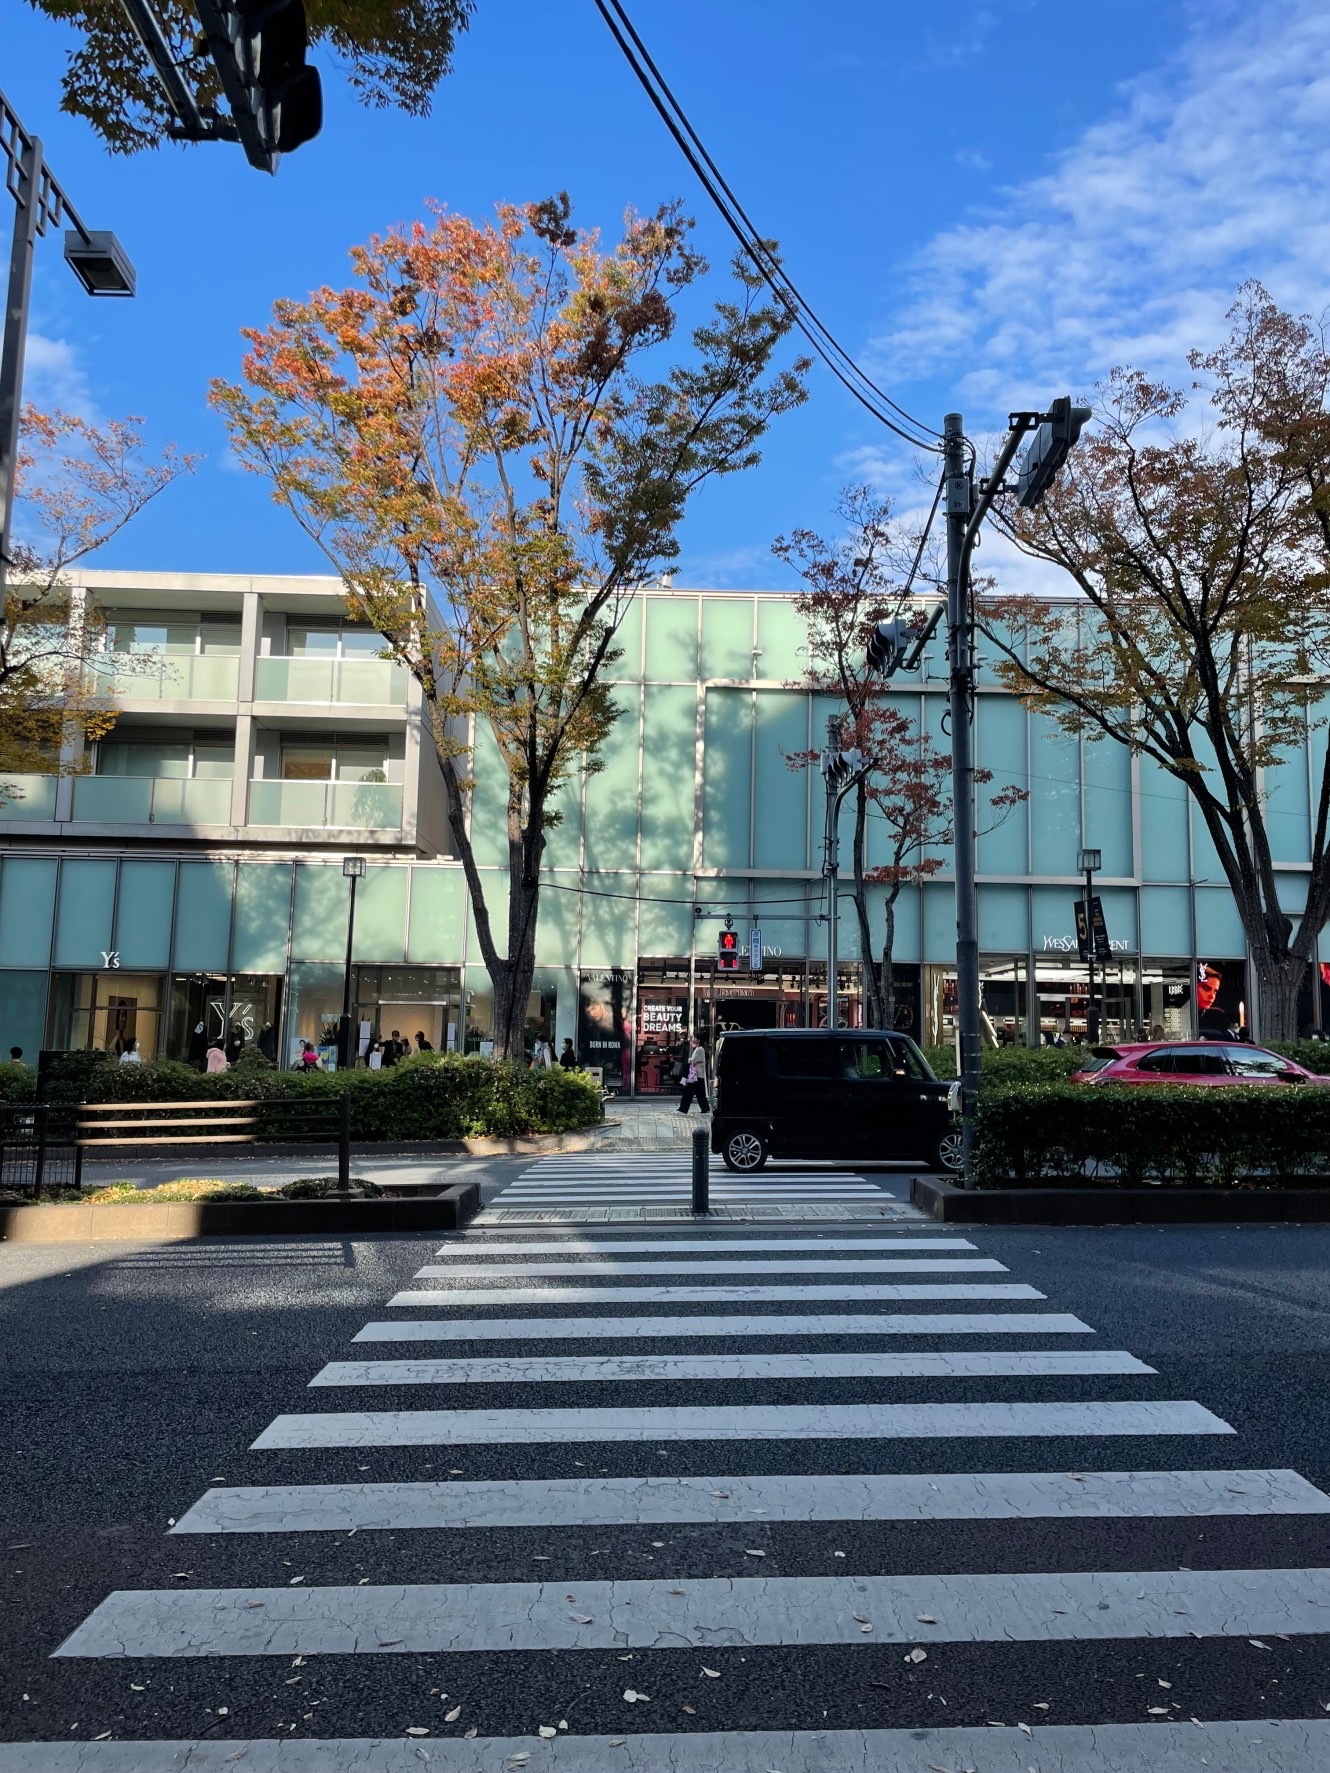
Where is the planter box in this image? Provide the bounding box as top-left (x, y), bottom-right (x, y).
top-left (912, 1175), bottom-right (1330, 1225)
top-left (0, 1182), bottom-right (479, 1244)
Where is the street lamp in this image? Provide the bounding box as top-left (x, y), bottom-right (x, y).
top-left (1077, 847), bottom-right (1102, 1042)
top-left (820, 722), bottom-right (865, 1032)
top-left (1, 90), bottom-right (135, 576)
top-left (339, 855), bottom-right (366, 1070)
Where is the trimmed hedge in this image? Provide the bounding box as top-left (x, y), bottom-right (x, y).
top-left (973, 1082), bottom-right (1330, 1188)
top-left (0, 1061), bottom-right (36, 1103)
top-left (922, 1045), bottom-right (1089, 1083)
top-left (39, 1050), bottom-right (603, 1142)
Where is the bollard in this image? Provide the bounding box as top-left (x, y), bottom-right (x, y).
top-left (337, 1091), bottom-right (352, 1192)
top-left (691, 1123), bottom-right (709, 1214)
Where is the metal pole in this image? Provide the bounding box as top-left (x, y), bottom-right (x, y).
top-left (0, 133), bottom-right (40, 575)
top-left (337, 1090), bottom-right (351, 1191)
top-left (825, 779), bottom-right (839, 1032)
top-left (340, 871), bottom-right (358, 1071)
top-left (1084, 864), bottom-right (1096, 1041)
top-left (944, 413), bottom-right (981, 1187)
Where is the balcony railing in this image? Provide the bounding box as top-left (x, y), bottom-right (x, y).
top-left (71, 776), bottom-right (232, 824)
top-left (93, 655), bottom-right (240, 702)
top-left (254, 656), bottom-right (407, 706)
top-left (247, 779), bottom-right (403, 830)
top-left (0, 775), bottom-right (58, 820)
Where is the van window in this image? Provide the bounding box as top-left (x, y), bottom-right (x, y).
top-left (888, 1038), bottom-right (931, 1081)
top-left (716, 1037), bottom-right (763, 1079)
top-left (772, 1040), bottom-right (836, 1079)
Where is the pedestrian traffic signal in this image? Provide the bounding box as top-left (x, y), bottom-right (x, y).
top-left (717, 930), bottom-right (741, 972)
top-left (866, 619), bottom-right (913, 678)
top-left (194, 0), bottom-right (323, 173)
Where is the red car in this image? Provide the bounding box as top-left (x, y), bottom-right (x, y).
top-left (1071, 1040), bottom-right (1330, 1086)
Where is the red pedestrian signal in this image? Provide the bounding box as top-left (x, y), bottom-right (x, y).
top-left (717, 930), bottom-right (741, 972)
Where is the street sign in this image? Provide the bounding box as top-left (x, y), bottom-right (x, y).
top-left (1072, 900), bottom-right (1090, 961)
top-left (749, 927), bottom-right (763, 971)
top-left (1089, 895), bottom-right (1112, 961)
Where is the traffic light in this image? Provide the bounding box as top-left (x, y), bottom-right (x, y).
top-left (1016, 396), bottom-right (1093, 509)
top-left (866, 619), bottom-right (913, 678)
top-left (194, 0), bottom-right (324, 173)
top-left (717, 929), bottom-right (741, 973)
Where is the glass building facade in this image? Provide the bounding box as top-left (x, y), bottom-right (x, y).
top-left (1, 577), bottom-right (1327, 1086)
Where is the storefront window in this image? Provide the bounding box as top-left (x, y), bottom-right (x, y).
top-left (980, 955), bottom-right (1027, 1047)
top-left (464, 971), bottom-right (494, 1056)
top-left (47, 971), bottom-right (165, 1058)
top-left (286, 963), bottom-right (345, 1068)
top-left (1141, 960), bottom-right (1195, 1040)
top-left (635, 961), bottom-right (688, 1094)
top-left (807, 965), bottom-right (862, 1030)
top-left (167, 973), bottom-right (284, 1066)
top-left (354, 965), bottom-right (463, 1056)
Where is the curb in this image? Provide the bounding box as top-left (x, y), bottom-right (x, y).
top-left (0, 1181), bottom-right (480, 1244)
top-left (911, 1175), bottom-right (1330, 1225)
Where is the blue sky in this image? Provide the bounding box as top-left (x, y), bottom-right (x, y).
top-left (6, 0), bottom-right (1327, 589)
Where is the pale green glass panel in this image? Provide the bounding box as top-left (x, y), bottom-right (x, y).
top-left (327, 782), bottom-right (402, 829)
top-left (702, 688), bottom-right (753, 869)
top-left (188, 656), bottom-right (240, 699)
top-left (1030, 885), bottom-right (1081, 954)
top-left (637, 890), bottom-right (692, 956)
top-left (1194, 888), bottom-right (1244, 955)
top-left (0, 858), bottom-right (57, 967)
top-left (645, 598), bottom-right (697, 681)
top-left (151, 779), bottom-right (231, 824)
top-left (756, 598), bottom-right (807, 681)
top-left (72, 777), bottom-right (151, 822)
top-left (466, 870), bottom-right (508, 964)
top-left (975, 618), bottom-right (1024, 687)
top-left (249, 780), bottom-right (324, 827)
top-left (1029, 714), bottom-right (1081, 876)
top-left (407, 867), bottom-right (466, 964)
top-left (292, 865), bottom-right (350, 963)
top-left (604, 602), bottom-right (643, 682)
top-left (1083, 737), bottom-right (1133, 876)
top-left (1278, 872), bottom-right (1309, 917)
top-left (114, 861), bottom-right (175, 969)
top-left (868, 883), bottom-right (920, 963)
top-left (0, 971), bottom-right (47, 1058)
top-left (1139, 754), bottom-right (1190, 883)
top-left (352, 866), bottom-right (408, 963)
top-left (0, 777), bottom-right (56, 820)
top-left (173, 861), bottom-right (233, 971)
top-left (468, 723), bottom-right (508, 865)
top-left (1140, 885), bottom-right (1191, 956)
top-left (1095, 887), bottom-right (1137, 955)
top-left (922, 882), bottom-right (955, 964)
top-left (232, 864), bottom-right (293, 974)
top-left (978, 884), bottom-right (1027, 951)
top-left (1267, 727), bottom-right (1311, 865)
top-left (753, 691), bottom-right (808, 871)
top-left (640, 685), bottom-right (695, 871)
top-left (542, 773), bottom-right (583, 870)
top-left (1187, 728), bottom-right (1224, 884)
top-left (334, 660), bottom-right (407, 705)
top-left (98, 741), bottom-right (189, 777)
top-left (580, 873), bottom-right (636, 967)
top-left (534, 872), bottom-right (581, 963)
top-left (975, 696), bottom-right (1028, 874)
top-left (583, 686), bottom-right (641, 872)
top-left (700, 599), bottom-right (754, 681)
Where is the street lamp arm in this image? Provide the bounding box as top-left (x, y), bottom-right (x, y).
top-left (957, 415), bottom-right (1037, 599)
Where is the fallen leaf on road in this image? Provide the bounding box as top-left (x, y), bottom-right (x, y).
top-left (538, 1726), bottom-right (557, 1739)
top-left (651, 1541), bottom-right (665, 1548)
top-left (916, 1615), bottom-right (937, 1624)
top-left (405, 1728), bottom-right (428, 1737)
top-left (288, 1577), bottom-right (305, 1586)
top-left (668, 1590), bottom-right (686, 1597)
top-left (1158, 1680), bottom-right (1173, 1689)
top-left (610, 1739), bottom-right (627, 1746)
top-left (744, 1549), bottom-right (766, 1558)
top-left (507, 1757), bottom-right (530, 1769)
top-left (378, 1640), bottom-right (403, 1648)
top-left (853, 1614), bottom-right (870, 1623)
top-left (293, 1657), bottom-right (304, 1667)
top-left (1017, 1722), bottom-right (1032, 1736)
top-left (569, 1613), bottom-right (593, 1624)
top-left (623, 1690), bottom-right (650, 1703)
top-left (1147, 1707), bottom-right (1169, 1715)
top-left (701, 1667), bottom-right (721, 1678)
top-left (94, 1734), bottom-right (111, 1742)
top-left (1249, 1640), bottom-right (1273, 1651)
top-left (444, 1706), bottom-right (461, 1722)
top-left (681, 1706), bottom-right (696, 1717)
top-left (860, 1624), bottom-right (874, 1633)
top-left (129, 1685), bottom-right (144, 1692)
top-left (833, 1551), bottom-right (846, 1559)
top-left (463, 1726), bottom-right (478, 1739)
top-left (905, 1648), bottom-right (927, 1664)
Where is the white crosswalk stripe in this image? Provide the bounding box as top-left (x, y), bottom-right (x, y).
top-left (479, 1149), bottom-right (904, 1217)
top-left (28, 1215), bottom-right (1330, 1771)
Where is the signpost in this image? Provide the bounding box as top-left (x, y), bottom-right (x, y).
top-left (749, 927), bottom-right (763, 972)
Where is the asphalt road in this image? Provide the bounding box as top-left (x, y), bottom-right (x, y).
top-left (3, 1210), bottom-right (1330, 1768)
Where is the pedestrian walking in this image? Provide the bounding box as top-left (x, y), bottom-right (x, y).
top-left (677, 1035), bottom-right (710, 1115)
top-left (205, 1041), bottom-right (230, 1074)
top-left (414, 1030), bottom-right (434, 1053)
top-left (558, 1038), bottom-right (578, 1070)
top-left (118, 1039), bottom-right (142, 1066)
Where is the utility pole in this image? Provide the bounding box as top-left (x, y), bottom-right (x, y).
top-left (943, 413), bottom-right (982, 1182)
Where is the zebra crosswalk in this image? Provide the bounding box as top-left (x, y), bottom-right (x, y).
top-left (481, 1148), bottom-right (902, 1216)
top-left (15, 1219), bottom-right (1330, 1769)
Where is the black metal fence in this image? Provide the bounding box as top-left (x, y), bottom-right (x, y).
top-left (0, 1104), bottom-right (82, 1197)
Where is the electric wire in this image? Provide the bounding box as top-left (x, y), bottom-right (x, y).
top-left (592, 0), bottom-right (942, 455)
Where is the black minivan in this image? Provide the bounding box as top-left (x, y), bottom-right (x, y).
top-left (709, 1029), bottom-right (962, 1174)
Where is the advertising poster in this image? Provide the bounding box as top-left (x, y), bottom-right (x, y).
top-left (579, 969), bottom-right (634, 1094)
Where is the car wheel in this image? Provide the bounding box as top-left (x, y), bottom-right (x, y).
top-left (722, 1129), bottom-right (768, 1173)
top-left (934, 1127), bottom-right (965, 1174)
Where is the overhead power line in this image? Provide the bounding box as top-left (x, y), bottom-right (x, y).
top-left (592, 0), bottom-right (943, 455)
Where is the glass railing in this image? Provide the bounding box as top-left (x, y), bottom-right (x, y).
top-left (71, 775), bottom-right (232, 824)
top-left (254, 656), bottom-right (407, 706)
top-left (92, 655), bottom-right (241, 702)
top-left (0, 775), bottom-right (58, 820)
top-left (248, 779), bottom-right (403, 829)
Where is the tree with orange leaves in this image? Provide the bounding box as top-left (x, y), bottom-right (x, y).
top-left (212, 193), bottom-right (808, 1059)
top-left (1, 405), bottom-right (194, 802)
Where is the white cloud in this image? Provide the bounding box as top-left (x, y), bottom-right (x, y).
top-left (20, 332), bottom-right (96, 415)
top-left (875, 0), bottom-right (1330, 422)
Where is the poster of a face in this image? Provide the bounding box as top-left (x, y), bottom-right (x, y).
top-left (578, 970), bottom-right (634, 1093)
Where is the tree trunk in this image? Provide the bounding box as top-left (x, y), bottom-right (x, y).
top-left (850, 779), bottom-right (886, 1028)
top-left (1253, 952), bottom-right (1305, 1044)
top-left (880, 891), bottom-right (897, 1031)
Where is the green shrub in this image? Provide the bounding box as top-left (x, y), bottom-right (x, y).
top-left (922, 1044), bottom-right (1090, 1083)
top-left (1268, 1041), bottom-right (1330, 1075)
top-left (0, 1061), bottom-right (36, 1102)
top-left (972, 1082), bottom-right (1330, 1188)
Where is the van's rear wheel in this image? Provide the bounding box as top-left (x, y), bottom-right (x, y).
top-left (935, 1127), bottom-right (965, 1174)
top-left (722, 1129), bottom-right (768, 1173)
